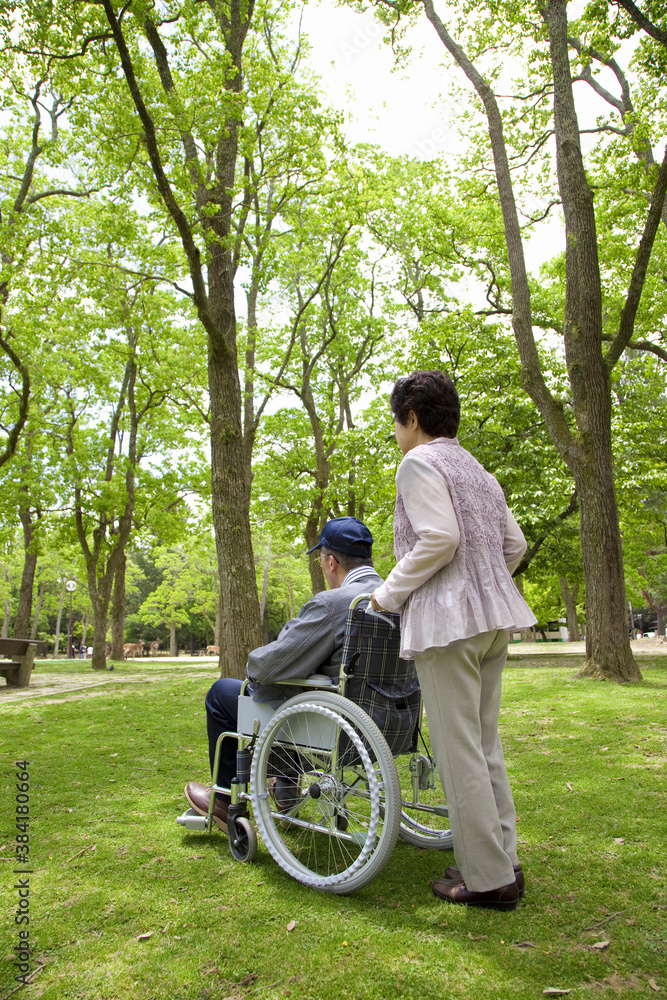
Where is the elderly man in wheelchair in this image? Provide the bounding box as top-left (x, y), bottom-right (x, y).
top-left (177, 516), bottom-right (452, 895)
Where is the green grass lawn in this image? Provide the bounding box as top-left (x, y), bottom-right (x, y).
top-left (1, 657), bottom-right (666, 1000)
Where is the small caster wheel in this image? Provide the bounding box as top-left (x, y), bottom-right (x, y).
top-left (229, 816), bottom-right (258, 862)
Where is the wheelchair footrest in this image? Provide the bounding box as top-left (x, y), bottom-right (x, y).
top-left (176, 808), bottom-right (210, 831)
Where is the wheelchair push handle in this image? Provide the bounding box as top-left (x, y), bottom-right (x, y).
top-left (349, 592), bottom-right (398, 629)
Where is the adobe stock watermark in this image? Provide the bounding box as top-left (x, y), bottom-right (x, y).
top-left (339, 18), bottom-right (384, 64)
top-left (12, 760), bottom-right (33, 988)
top-left (410, 125), bottom-right (452, 161)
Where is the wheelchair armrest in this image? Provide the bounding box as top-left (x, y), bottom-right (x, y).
top-left (276, 674), bottom-right (336, 688)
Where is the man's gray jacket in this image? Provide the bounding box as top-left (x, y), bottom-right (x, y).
top-left (246, 567), bottom-right (383, 703)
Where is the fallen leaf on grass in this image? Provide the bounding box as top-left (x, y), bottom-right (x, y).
top-left (137, 931), bottom-right (154, 941)
top-left (544, 990), bottom-right (572, 996)
top-left (515, 941), bottom-right (535, 949)
top-left (286, 920), bottom-right (298, 932)
top-left (613, 838), bottom-right (625, 845)
top-left (648, 980), bottom-right (661, 993)
top-left (467, 932), bottom-right (487, 940)
top-left (566, 782), bottom-right (574, 792)
top-left (591, 940), bottom-right (610, 950)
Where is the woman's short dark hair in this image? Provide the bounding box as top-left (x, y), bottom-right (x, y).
top-left (391, 370), bottom-right (460, 438)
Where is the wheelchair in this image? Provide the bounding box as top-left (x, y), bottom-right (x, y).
top-left (177, 595), bottom-right (452, 894)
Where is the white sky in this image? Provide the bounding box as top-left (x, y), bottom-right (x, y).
top-left (300, 2), bottom-right (462, 159)
top-left (296, 1), bottom-right (644, 271)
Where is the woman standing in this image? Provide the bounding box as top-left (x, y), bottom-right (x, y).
top-left (372, 371), bottom-right (536, 910)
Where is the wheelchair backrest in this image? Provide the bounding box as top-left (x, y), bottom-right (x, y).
top-left (340, 602), bottom-right (420, 756)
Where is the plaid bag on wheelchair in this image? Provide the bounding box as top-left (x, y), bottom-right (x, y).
top-left (341, 604), bottom-right (420, 756)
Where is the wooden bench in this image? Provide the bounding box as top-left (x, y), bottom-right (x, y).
top-left (0, 638), bottom-right (44, 688)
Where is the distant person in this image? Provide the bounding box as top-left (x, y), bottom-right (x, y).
top-left (184, 517), bottom-right (383, 831)
top-left (79, 642), bottom-right (85, 660)
top-left (372, 370), bottom-right (536, 910)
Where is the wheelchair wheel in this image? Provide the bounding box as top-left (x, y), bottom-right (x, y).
top-left (228, 816), bottom-right (258, 863)
top-left (250, 691), bottom-right (401, 894)
top-left (394, 751), bottom-right (453, 850)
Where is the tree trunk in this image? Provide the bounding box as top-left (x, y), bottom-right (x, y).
top-left (214, 591), bottom-right (221, 647)
top-left (30, 579), bottom-right (45, 639)
top-left (91, 605), bottom-right (109, 671)
top-left (306, 517), bottom-right (326, 596)
top-left (259, 536), bottom-right (271, 621)
top-left (641, 585), bottom-right (667, 637)
top-left (208, 344), bottom-right (262, 676)
top-left (99, 0), bottom-right (262, 680)
top-left (571, 443), bottom-right (639, 678)
top-left (170, 619), bottom-right (177, 657)
top-left (420, 0), bottom-right (642, 681)
top-left (13, 505), bottom-right (37, 638)
top-left (558, 575), bottom-right (580, 641)
top-left (3, 564), bottom-right (12, 637)
top-left (545, 0), bottom-right (639, 681)
top-left (53, 582), bottom-right (65, 656)
top-left (513, 574), bottom-right (534, 641)
top-left (111, 550), bottom-right (126, 660)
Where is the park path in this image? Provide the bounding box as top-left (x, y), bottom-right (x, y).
top-left (1, 641), bottom-right (665, 707)
top-left (0, 657), bottom-right (218, 707)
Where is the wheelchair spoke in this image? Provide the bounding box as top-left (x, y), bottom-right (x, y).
top-left (250, 694), bottom-right (401, 893)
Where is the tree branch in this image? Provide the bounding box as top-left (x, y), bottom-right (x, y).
top-left (606, 143), bottom-right (667, 369)
top-left (420, 0), bottom-right (576, 467)
top-left (513, 491), bottom-right (579, 575)
top-left (143, 17), bottom-right (203, 198)
top-left (602, 334), bottom-right (667, 363)
top-left (613, 0), bottom-right (667, 47)
top-left (26, 186), bottom-right (102, 204)
top-left (0, 331), bottom-right (30, 469)
top-left (99, 0), bottom-right (221, 351)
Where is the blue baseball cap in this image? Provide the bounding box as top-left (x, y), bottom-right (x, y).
top-left (306, 517), bottom-right (373, 557)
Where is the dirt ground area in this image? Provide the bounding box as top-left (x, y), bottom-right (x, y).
top-left (510, 637), bottom-right (667, 656)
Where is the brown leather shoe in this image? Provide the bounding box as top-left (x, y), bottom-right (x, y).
top-left (432, 878), bottom-right (519, 910)
top-left (268, 776), bottom-right (301, 812)
top-left (268, 776), bottom-right (302, 829)
top-left (444, 864), bottom-right (525, 898)
top-left (184, 781), bottom-right (228, 833)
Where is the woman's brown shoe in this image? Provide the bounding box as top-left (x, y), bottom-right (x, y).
top-left (432, 878), bottom-right (520, 910)
top-left (443, 864), bottom-right (525, 897)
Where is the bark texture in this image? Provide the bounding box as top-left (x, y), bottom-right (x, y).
top-left (558, 575), bottom-right (580, 642)
top-left (13, 506), bottom-right (37, 638)
top-left (111, 551), bottom-right (126, 661)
